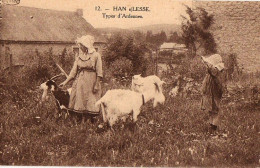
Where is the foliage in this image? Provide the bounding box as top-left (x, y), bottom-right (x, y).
top-left (0, 66), bottom-right (259, 166)
top-left (0, 48), bottom-right (75, 91)
top-left (188, 56), bottom-right (207, 81)
top-left (59, 48), bottom-right (68, 68)
top-left (103, 33), bottom-right (151, 79)
top-left (132, 30), bottom-right (146, 43)
top-left (181, 6), bottom-right (217, 57)
top-left (222, 53), bottom-right (240, 81)
top-left (168, 31), bottom-right (183, 43)
top-left (0, 40), bottom-right (259, 167)
top-left (171, 56), bottom-right (206, 81)
top-left (146, 30), bottom-right (168, 48)
top-left (169, 52), bottom-right (240, 87)
top-left (225, 72), bottom-right (260, 104)
top-left (109, 57), bottom-right (133, 79)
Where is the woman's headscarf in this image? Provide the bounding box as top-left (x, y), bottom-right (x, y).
top-left (76, 35), bottom-right (96, 54)
top-left (202, 54), bottom-right (225, 71)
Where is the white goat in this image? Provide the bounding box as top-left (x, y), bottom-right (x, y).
top-left (95, 75), bottom-right (165, 128)
top-left (131, 74), bottom-right (165, 107)
top-left (95, 89), bottom-right (146, 127)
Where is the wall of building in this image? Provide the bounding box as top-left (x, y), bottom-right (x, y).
top-left (0, 42), bottom-right (105, 69)
top-left (194, 1), bottom-right (260, 72)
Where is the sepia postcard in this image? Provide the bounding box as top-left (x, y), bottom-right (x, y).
top-left (0, 0), bottom-right (259, 167)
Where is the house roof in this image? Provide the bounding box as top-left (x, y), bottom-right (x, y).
top-left (160, 42), bottom-right (186, 49)
top-left (0, 5), bottom-right (106, 43)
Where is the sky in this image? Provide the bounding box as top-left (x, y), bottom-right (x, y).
top-left (18, 0), bottom-right (193, 29)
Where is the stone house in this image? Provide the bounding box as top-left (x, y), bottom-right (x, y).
top-left (0, 5), bottom-right (106, 69)
top-left (194, 1), bottom-right (260, 72)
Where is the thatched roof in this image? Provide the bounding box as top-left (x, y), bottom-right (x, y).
top-left (0, 5), bottom-right (105, 43)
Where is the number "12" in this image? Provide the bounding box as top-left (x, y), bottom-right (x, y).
top-left (95, 6), bottom-right (101, 11)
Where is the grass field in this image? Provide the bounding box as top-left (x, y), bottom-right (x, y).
top-left (0, 72), bottom-right (259, 166)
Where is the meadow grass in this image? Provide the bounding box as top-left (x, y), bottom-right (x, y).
top-left (0, 71), bottom-right (259, 166)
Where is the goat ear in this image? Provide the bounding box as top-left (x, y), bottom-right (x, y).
top-left (39, 82), bottom-right (46, 90)
top-left (41, 87), bottom-right (48, 101)
top-left (161, 81), bottom-right (166, 85)
top-left (132, 74), bottom-right (140, 79)
top-left (133, 74), bottom-right (141, 77)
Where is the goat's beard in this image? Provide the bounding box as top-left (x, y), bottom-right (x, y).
top-left (41, 89), bottom-right (49, 102)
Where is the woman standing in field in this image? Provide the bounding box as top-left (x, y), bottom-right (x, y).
top-left (59, 35), bottom-right (103, 114)
top-left (201, 54), bottom-right (225, 132)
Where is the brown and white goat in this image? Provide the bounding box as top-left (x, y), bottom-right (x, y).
top-left (40, 75), bottom-right (99, 120)
top-left (40, 74), bottom-right (71, 114)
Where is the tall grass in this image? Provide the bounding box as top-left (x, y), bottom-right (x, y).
top-left (0, 51), bottom-right (259, 166)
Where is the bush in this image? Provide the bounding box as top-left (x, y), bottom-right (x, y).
top-left (222, 53), bottom-right (240, 81)
top-left (0, 48), bottom-right (75, 103)
top-left (170, 56), bottom-right (206, 82)
top-left (189, 56), bottom-right (207, 81)
top-left (174, 52), bottom-right (240, 83)
top-left (103, 33), bottom-right (152, 81)
top-left (108, 57), bottom-right (133, 79)
top-left (22, 48), bottom-right (74, 85)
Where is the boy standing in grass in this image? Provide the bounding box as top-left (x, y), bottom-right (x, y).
top-left (201, 54), bottom-right (225, 132)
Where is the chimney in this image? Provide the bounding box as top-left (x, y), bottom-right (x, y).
top-left (76, 9), bottom-right (83, 17)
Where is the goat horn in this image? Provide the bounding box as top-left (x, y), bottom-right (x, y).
top-left (50, 73), bottom-right (64, 80)
top-left (55, 63), bottom-right (68, 78)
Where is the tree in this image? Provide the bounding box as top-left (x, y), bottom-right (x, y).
top-left (146, 31), bottom-right (152, 42)
top-left (168, 31), bottom-right (183, 43)
top-left (160, 30), bottom-right (167, 43)
top-left (145, 31), bottom-right (153, 42)
top-left (103, 33), bottom-right (125, 66)
top-left (146, 31), bottom-right (167, 48)
top-left (181, 6), bottom-right (217, 57)
top-left (103, 33), bottom-right (150, 78)
top-left (60, 48), bottom-right (67, 67)
top-left (133, 30), bottom-right (146, 42)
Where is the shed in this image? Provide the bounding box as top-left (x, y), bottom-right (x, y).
top-left (160, 42), bottom-right (187, 54)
